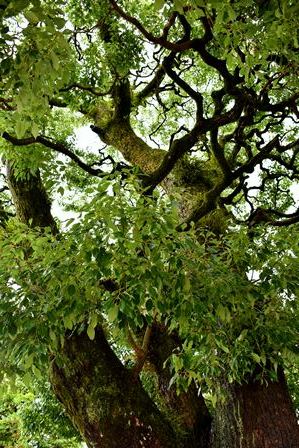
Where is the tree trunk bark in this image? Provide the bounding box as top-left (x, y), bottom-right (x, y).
top-left (6, 167), bottom-right (212, 447)
top-left (6, 164), bottom-right (58, 233)
top-left (7, 165), bottom-right (299, 448)
top-left (210, 369), bottom-right (299, 448)
top-left (50, 328), bottom-right (178, 448)
top-left (148, 324), bottom-right (211, 448)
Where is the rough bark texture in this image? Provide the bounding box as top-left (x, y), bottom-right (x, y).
top-left (50, 328), bottom-right (177, 448)
top-left (6, 136), bottom-right (299, 447)
top-left (148, 324), bottom-right (211, 448)
top-left (6, 164), bottom-right (58, 233)
top-left (95, 105), bottom-right (299, 447)
top-left (210, 371), bottom-right (299, 448)
top-left (6, 167), bottom-right (179, 447)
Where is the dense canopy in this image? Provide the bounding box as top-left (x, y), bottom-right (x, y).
top-left (0, 1), bottom-right (299, 447)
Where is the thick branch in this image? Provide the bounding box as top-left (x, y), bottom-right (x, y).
top-left (6, 164), bottom-right (58, 233)
top-left (144, 127), bottom-right (200, 190)
top-left (210, 128), bottom-right (232, 178)
top-left (2, 132), bottom-right (103, 177)
top-left (50, 328), bottom-right (177, 448)
top-left (60, 83), bottom-right (111, 97)
top-left (109, 1), bottom-right (240, 88)
top-left (136, 66), bottom-right (167, 103)
top-left (183, 178), bottom-right (231, 229)
top-left (233, 135), bottom-right (280, 178)
top-left (162, 56), bottom-right (203, 117)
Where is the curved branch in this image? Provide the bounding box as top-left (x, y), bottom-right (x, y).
top-left (162, 56), bottom-right (203, 117)
top-left (233, 136), bottom-right (280, 178)
top-left (182, 177), bottom-right (232, 229)
top-left (136, 65), bottom-right (167, 103)
top-left (60, 83), bottom-right (112, 97)
top-left (144, 126), bottom-right (200, 191)
top-left (248, 207), bottom-right (299, 228)
top-left (2, 132), bottom-right (103, 177)
top-left (271, 214), bottom-right (299, 226)
top-left (109, 0), bottom-right (238, 88)
top-left (210, 128), bottom-right (232, 178)
top-left (109, 0), bottom-right (191, 51)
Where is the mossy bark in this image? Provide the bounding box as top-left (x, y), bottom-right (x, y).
top-left (210, 371), bottom-right (299, 448)
top-left (6, 166), bottom-right (211, 447)
top-left (148, 324), bottom-right (211, 448)
top-left (6, 164), bottom-right (57, 233)
top-left (50, 328), bottom-right (178, 448)
top-left (7, 140), bottom-right (299, 447)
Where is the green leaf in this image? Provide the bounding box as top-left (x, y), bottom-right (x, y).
top-left (215, 338), bottom-right (230, 354)
top-left (173, 0), bottom-right (184, 13)
top-left (50, 51), bottom-right (60, 71)
top-left (89, 312), bottom-right (98, 329)
top-left (23, 371), bottom-right (32, 387)
top-left (86, 313), bottom-right (98, 340)
top-left (146, 299), bottom-right (154, 311)
top-left (15, 120), bottom-right (29, 138)
top-left (32, 365), bottom-right (42, 379)
top-left (107, 305), bottom-right (118, 322)
top-left (49, 330), bottom-right (58, 347)
top-left (251, 353), bottom-right (261, 363)
top-left (87, 323), bottom-right (95, 340)
top-left (183, 276), bottom-right (191, 293)
top-left (216, 304), bottom-right (230, 322)
top-left (24, 10), bottom-right (40, 23)
top-left (31, 122), bottom-right (39, 139)
top-left (64, 315), bottom-right (73, 330)
top-left (8, 322), bottom-right (18, 339)
top-left (24, 353), bottom-right (34, 369)
top-left (154, 0), bottom-right (164, 9)
top-left (53, 17), bottom-right (66, 29)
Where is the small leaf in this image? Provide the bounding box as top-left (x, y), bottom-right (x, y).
top-left (15, 120), bottom-right (29, 138)
top-left (24, 353), bottom-right (34, 369)
top-left (32, 365), bottom-right (42, 379)
top-left (252, 353), bottom-right (261, 363)
top-left (87, 323), bottom-right (95, 340)
top-left (183, 276), bottom-right (191, 293)
top-left (154, 0), bottom-right (164, 9)
top-left (23, 372), bottom-right (32, 387)
top-left (53, 17), bottom-right (66, 29)
top-left (89, 312), bottom-right (98, 330)
top-left (64, 315), bottom-right (73, 330)
top-left (50, 51), bottom-right (60, 70)
top-left (49, 330), bottom-right (57, 347)
top-left (31, 122), bottom-right (39, 138)
top-left (146, 299), bottom-right (154, 311)
top-left (107, 305), bottom-right (118, 322)
top-left (24, 10), bottom-right (39, 23)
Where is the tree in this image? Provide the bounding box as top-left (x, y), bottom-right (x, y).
top-left (0, 0), bottom-right (299, 447)
top-left (0, 376), bottom-right (81, 448)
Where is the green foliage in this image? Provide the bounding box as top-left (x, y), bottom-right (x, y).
top-left (0, 177), bottom-right (298, 396)
top-left (0, 0), bottom-right (298, 417)
top-left (0, 376), bottom-right (81, 447)
top-left (1, 1), bottom-right (75, 136)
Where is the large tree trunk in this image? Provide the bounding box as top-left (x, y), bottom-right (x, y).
top-left (6, 166), bottom-right (299, 448)
top-left (50, 328), bottom-right (177, 448)
top-left (6, 164), bottom-right (58, 233)
top-left (210, 370), bottom-right (299, 448)
top-left (148, 324), bottom-right (211, 448)
top-left (6, 167), bottom-right (210, 447)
